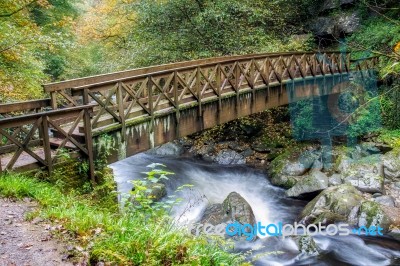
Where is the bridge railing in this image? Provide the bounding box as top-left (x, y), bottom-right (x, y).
top-left (43, 52), bottom-right (364, 133)
top-left (0, 105), bottom-right (95, 181)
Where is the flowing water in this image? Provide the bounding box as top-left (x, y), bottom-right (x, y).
top-left (111, 153), bottom-right (400, 266)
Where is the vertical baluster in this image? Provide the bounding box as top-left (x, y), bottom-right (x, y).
top-left (41, 116), bottom-right (52, 175)
top-left (117, 82), bottom-right (126, 142)
top-left (83, 106), bottom-right (95, 183)
top-left (50, 92), bottom-right (58, 109)
top-left (197, 67), bottom-right (202, 117)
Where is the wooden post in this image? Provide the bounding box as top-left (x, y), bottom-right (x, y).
top-left (82, 89), bottom-right (95, 183)
top-left (147, 76), bottom-right (154, 133)
top-left (83, 108), bottom-right (95, 183)
top-left (41, 116), bottom-right (52, 175)
top-left (197, 67), bottom-right (202, 117)
top-left (117, 82), bottom-right (126, 142)
top-left (216, 64), bottom-right (222, 124)
top-left (235, 63), bottom-right (240, 114)
top-left (173, 71), bottom-right (180, 138)
top-left (50, 92), bottom-right (58, 109)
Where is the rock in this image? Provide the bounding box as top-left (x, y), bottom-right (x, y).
top-left (328, 174), bottom-right (342, 186)
top-left (268, 150), bottom-right (318, 189)
top-left (309, 12), bottom-right (360, 38)
top-left (383, 149), bottom-right (400, 180)
top-left (251, 143), bottom-right (272, 153)
top-left (299, 184), bottom-right (399, 231)
top-left (372, 193), bottom-right (383, 198)
top-left (228, 142), bottom-right (247, 152)
top-left (270, 175), bottom-right (299, 189)
top-left (341, 155), bottom-right (384, 193)
top-left (375, 143), bottom-right (393, 154)
top-left (320, 0), bottom-right (355, 13)
top-left (362, 143), bottom-right (381, 155)
top-left (147, 142), bottom-right (184, 156)
top-left (357, 201), bottom-right (392, 230)
top-left (286, 170), bottom-right (329, 198)
top-left (299, 184), bottom-right (364, 226)
top-left (177, 137), bottom-right (194, 148)
top-left (336, 154), bottom-right (353, 173)
top-left (374, 195), bottom-right (396, 207)
top-left (282, 160), bottom-right (311, 176)
top-left (240, 148), bottom-right (254, 158)
top-left (214, 150), bottom-right (246, 165)
top-left (194, 145), bottom-right (215, 156)
top-left (267, 149), bottom-right (281, 161)
top-left (200, 192), bottom-right (256, 226)
top-left (200, 204), bottom-right (226, 225)
top-left (312, 159), bottom-right (324, 171)
top-left (292, 236), bottom-right (320, 256)
top-left (239, 122), bottom-right (262, 137)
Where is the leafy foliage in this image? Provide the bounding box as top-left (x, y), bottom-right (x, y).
top-left (0, 0), bottom-right (78, 102)
top-left (66, 0), bottom-right (316, 74)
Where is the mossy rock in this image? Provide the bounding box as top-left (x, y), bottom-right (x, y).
top-left (270, 175), bottom-right (299, 189)
top-left (357, 201), bottom-right (391, 231)
top-left (299, 184), bottom-right (364, 226)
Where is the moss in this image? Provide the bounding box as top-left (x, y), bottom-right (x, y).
top-left (270, 174), bottom-right (298, 189)
top-left (298, 236), bottom-right (319, 255)
top-left (360, 201), bottom-right (384, 227)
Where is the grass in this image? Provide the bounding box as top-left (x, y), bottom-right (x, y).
top-left (0, 173), bottom-right (246, 265)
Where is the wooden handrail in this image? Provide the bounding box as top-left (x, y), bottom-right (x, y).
top-left (0, 105), bottom-right (94, 128)
top-left (43, 51), bottom-right (348, 92)
top-left (0, 98), bottom-right (51, 114)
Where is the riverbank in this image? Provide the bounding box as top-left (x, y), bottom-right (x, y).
top-left (0, 174), bottom-right (244, 265)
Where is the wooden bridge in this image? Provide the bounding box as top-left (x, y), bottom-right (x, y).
top-left (0, 51), bottom-right (377, 181)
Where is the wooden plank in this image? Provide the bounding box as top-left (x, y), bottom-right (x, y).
top-left (41, 116), bottom-right (52, 173)
top-left (0, 105), bottom-right (94, 129)
top-left (0, 99), bottom-right (51, 114)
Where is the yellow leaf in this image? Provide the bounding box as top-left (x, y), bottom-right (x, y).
top-left (394, 41), bottom-right (400, 53)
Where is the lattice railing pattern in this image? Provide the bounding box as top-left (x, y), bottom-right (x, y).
top-left (0, 106), bottom-right (94, 180)
top-left (43, 52), bottom-right (375, 132)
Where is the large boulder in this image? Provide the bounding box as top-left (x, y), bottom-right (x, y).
top-left (270, 175), bottom-right (300, 189)
top-left (214, 150), bottom-right (246, 165)
top-left (383, 149), bottom-right (400, 180)
top-left (286, 170), bottom-right (329, 198)
top-left (299, 184), bottom-right (363, 226)
top-left (147, 142), bottom-right (184, 156)
top-left (309, 12), bottom-right (360, 38)
top-left (268, 149), bottom-right (320, 188)
top-left (299, 184), bottom-right (400, 232)
top-left (374, 195), bottom-right (396, 207)
top-left (200, 192), bottom-right (255, 226)
top-left (356, 201), bottom-right (400, 232)
top-left (340, 155), bottom-right (384, 193)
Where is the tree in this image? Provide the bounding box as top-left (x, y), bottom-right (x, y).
top-left (0, 0), bottom-right (78, 102)
top-left (70, 0), bottom-right (316, 72)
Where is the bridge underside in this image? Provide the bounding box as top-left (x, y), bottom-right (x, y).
top-left (95, 74), bottom-right (350, 164)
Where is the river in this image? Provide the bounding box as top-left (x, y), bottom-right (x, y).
top-left (111, 153), bottom-right (400, 266)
